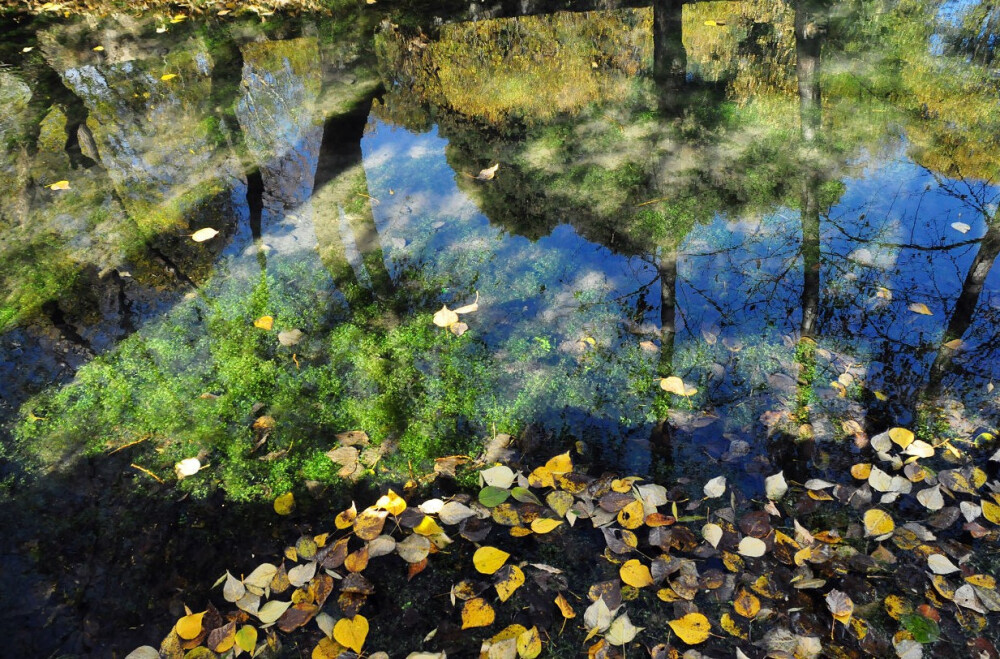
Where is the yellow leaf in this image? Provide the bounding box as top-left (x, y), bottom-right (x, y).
top-left (510, 526), bottom-right (532, 537)
top-left (528, 466), bottom-right (554, 488)
top-left (826, 589), bottom-right (854, 625)
top-left (274, 492), bottom-right (295, 515)
top-left (375, 489), bottom-right (407, 516)
top-left (888, 427), bottom-right (914, 449)
top-left (720, 612), bottom-right (747, 639)
top-left (333, 615), bottom-right (368, 654)
top-left (312, 637), bottom-right (346, 659)
top-left (254, 316), bottom-right (274, 330)
top-left (943, 338), bottom-right (963, 350)
top-left (617, 499), bottom-right (645, 530)
top-left (530, 518), bottom-right (562, 534)
top-left (874, 390), bottom-right (889, 401)
top-left (884, 594), bottom-right (912, 620)
top-left (48, 180), bottom-right (70, 190)
top-left (851, 463), bottom-right (872, 480)
top-left (544, 452), bottom-right (573, 474)
top-left (495, 565), bottom-right (525, 602)
top-left (191, 227), bottom-right (219, 242)
top-left (667, 612), bottom-right (711, 644)
top-left (161, 73), bottom-right (178, 81)
top-left (234, 625), bottom-right (257, 653)
top-left (461, 597), bottom-right (495, 629)
top-left (982, 500), bottom-right (1000, 525)
top-left (908, 302), bottom-right (933, 315)
top-left (92, 45), bottom-right (104, 51)
top-left (432, 305), bottom-right (458, 327)
top-left (517, 626), bottom-right (542, 659)
top-left (413, 516), bottom-right (444, 536)
top-left (966, 574), bottom-right (996, 588)
top-left (335, 502), bottom-right (357, 529)
top-left (474, 546), bottom-right (510, 574)
top-left (660, 375), bottom-right (697, 396)
top-left (175, 611), bottom-right (205, 640)
top-left (620, 559), bottom-right (653, 588)
top-left (554, 593), bottom-right (576, 618)
top-left (733, 589), bottom-right (760, 619)
top-left (863, 509), bottom-right (894, 538)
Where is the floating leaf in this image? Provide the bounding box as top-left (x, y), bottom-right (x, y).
top-left (461, 597), bottom-right (495, 629)
top-left (826, 589), bottom-right (854, 625)
top-left (475, 164), bottom-right (499, 181)
top-left (905, 441), bottom-right (935, 458)
top-left (453, 292), bottom-right (480, 314)
top-left (765, 471), bottom-right (788, 500)
top-left (927, 554), bottom-right (960, 575)
top-left (737, 536), bottom-right (766, 557)
top-left (257, 600), bottom-right (291, 624)
top-left (486, 564), bottom-right (523, 604)
top-left (273, 492), bottom-right (295, 515)
top-left (479, 486), bottom-right (510, 507)
top-left (901, 614), bottom-right (940, 643)
top-left (606, 612), bottom-right (642, 645)
top-left (474, 546), bottom-right (510, 575)
top-left (916, 486), bottom-right (944, 511)
top-left (481, 465), bottom-right (516, 489)
top-left (554, 593), bottom-right (575, 619)
top-left (530, 518), bottom-right (562, 534)
top-left (278, 329), bottom-right (304, 347)
top-left (176, 611), bottom-right (205, 640)
top-left (951, 222), bottom-right (971, 234)
top-left (667, 612), bottom-right (710, 645)
top-left (702, 523), bottom-right (723, 548)
top-left (234, 626), bottom-right (257, 653)
top-left (620, 559), bottom-right (653, 588)
top-left (660, 376), bottom-right (697, 396)
top-left (888, 427), bottom-right (914, 449)
top-left (374, 489), bottom-right (407, 516)
top-left (160, 73), bottom-right (178, 81)
top-left (584, 598), bottom-right (616, 635)
top-left (333, 615), bottom-right (368, 654)
top-left (908, 302), bottom-right (932, 316)
top-left (396, 534), bottom-right (431, 563)
top-left (516, 626), bottom-right (542, 658)
top-left (174, 457), bottom-right (201, 479)
top-left (191, 227), bottom-right (218, 242)
top-left (125, 647), bottom-right (160, 659)
top-left (433, 306), bottom-right (459, 328)
top-left (703, 475), bottom-right (726, 498)
top-left (48, 180), bottom-right (70, 190)
top-left (223, 571), bottom-right (245, 603)
top-left (254, 316), bottom-right (274, 330)
top-left (863, 509), bottom-right (895, 538)
top-left (734, 589), bottom-right (761, 619)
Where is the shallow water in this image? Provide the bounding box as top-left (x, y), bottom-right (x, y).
top-left (0, 0), bottom-right (998, 651)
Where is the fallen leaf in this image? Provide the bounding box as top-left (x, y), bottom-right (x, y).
top-left (175, 611), bottom-right (205, 640)
top-left (738, 536), bottom-right (766, 557)
top-left (667, 612), bottom-right (710, 645)
top-left (234, 626), bottom-right (257, 653)
top-left (620, 559), bottom-right (653, 588)
top-left (660, 376), bottom-right (697, 396)
top-left (174, 457), bottom-right (201, 479)
top-left (191, 227), bottom-right (218, 242)
top-left (278, 329), bottom-right (304, 346)
top-left (530, 518), bottom-right (562, 534)
top-left (494, 565), bottom-right (525, 602)
top-left (765, 471), bottom-right (788, 500)
top-left (702, 523), bottom-right (723, 548)
top-left (475, 164), bottom-right (499, 181)
top-left (734, 589), bottom-right (761, 618)
top-left (826, 589), bottom-right (854, 625)
top-left (333, 615), bottom-right (368, 654)
top-left (517, 626), bottom-right (541, 658)
top-left (908, 302), bottom-right (933, 316)
top-left (254, 316), bottom-right (274, 330)
top-left (433, 306), bottom-right (459, 328)
top-left (554, 593), bottom-right (575, 618)
top-left (927, 554), bottom-right (960, 575)
top-left (461, 597), bottom-right (495, 629)
top-left (474, 546), bottom-right (510, 575)
top-left (274, 492), bottom-right (295, 515)
top-left (257, 600), bottom-right (291, 624)
top-left (48, 180), bottom-right (70, 190)
top-left (863, 509), bottom-right (894, 538)
top-left (704, 475), bottom-right (726, 498)
top-left (161, 73), bottom-right (178, 81)
top-left (951, 222), bottom-right (971, 234)
top-left (606, 612), bottom-right (642, 645)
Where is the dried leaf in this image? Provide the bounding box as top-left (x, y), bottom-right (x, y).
top-left (765, 471), bottom-right (788, 500)
top-left (191, 227), bottom-right (219, 242)
top-left (660, 376), bottom-right (697, 396)
top-left (703, 475), bottom-right (726, 499)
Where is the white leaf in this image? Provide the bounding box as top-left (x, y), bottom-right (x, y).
top-left (927, 553), bottom-right (960, 574)
top-left (605, 612), bottom-right (643, 645)
top-left (480, 465), bottom-right (516, 489)
top-left (955, 584), bottom-right (987, 613)
top-left (738, 536), bottom-right (767, 557)
top-left (257, 599), bottom-right (291, 624)
top-left (951, 222), bottom-right (971, 234)
top-left (894, 639), bottom-right (923, 659)
top-left (316, 611), bottom-right (335, 637)
top-left (439, 501), bottom-right (476, 525)
top-left (868, 466), bottom-right (893, 492)
top-left (453, 292), bottom-right (480, 314)
top-left (368, 535), bottom-right (396, 557)
top-left (222, 571), bottom-right (246, 603)
top-left (960, 501), bottom-right (981, 522)
top-left (702, 523), bottom-right (723, 548)
top-left (916, 485), bottom-right (944, 511)
top-left (278, 329), bottom-right (303, 346)
top-left (638, 483), bottom-right (668, 507)
top-left (125, 648), bottom-right (161, 659)
top-left (419, 498), bottom-right (445, 514)
top-left (174, 457), bottom-right (201, 479)
top-left (432, 305), bottom-right (458, 328)
top-left (871, 431), bottom-right (892, 453)
top-left (287, 561), bottom-right (317, 588)
top-left (244, 563), bottom-right (278, 590)
top-left (765, 471), bottom-right (788, 500)
top-left (583, 597), bottom-right (616, 633)
top-left (804, 479), bottom-right (835, 490)
top-left (703, 475), bottom-right (726, 499)
top-left (904, 440), bottom-right (935, 458)
top-left (191, 227), bottom-right (219, 242)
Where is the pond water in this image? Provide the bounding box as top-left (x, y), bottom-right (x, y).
top-left (0, 0), bottom-right (998, 653)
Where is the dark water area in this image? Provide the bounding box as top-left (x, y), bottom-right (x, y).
top-left (0, 0), bottom-right (999, 654)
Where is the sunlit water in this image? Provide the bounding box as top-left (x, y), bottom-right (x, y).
top-left (0, 0), bottom-right (998, 649)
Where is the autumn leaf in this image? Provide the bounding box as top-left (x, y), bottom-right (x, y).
top-left (734, 589), bottom-right (760, 619)
top-left (374, 489), bottom-right (407, 516)
top-left (254, 316), bottom-right (274, 330)
top-left (433, 306), bottom-right (459, 328)
top-left (48, 180), bottom-right (70, 190)
top-left (461, 597), bottom-right (495, 629)
top-left (273, 492), bottom-right (295, 515)
top-left (333, 615), bottom-right (368, 653)
top-left (660, 375), bottom-right (697, 396)
top-left (191, 227), bottom-right (219, 242)
top-left (826, 589), bottom-right (854, 625)
top-left (863, 509), bottom-right (895, 538)
top-left (908, 302), bottom-right (932, 315)
top-left (620, 559), bottom-right (653, 588)
top-left (554, 593), bottom-right (575, 618)
top-left (737, 536), bottom-right (766, 557)
top-left (606, 613), bottom-right (643, 645)
top-left (161, 73), bottom-right (178, 81)
top-left (474, 546), bottom-right (510, 574)
top-left (530, 517), bottom-right (562, 534)
top-left (234, 625), bottom-right (257, 653)
top-left (175, 611), bottom-right (205, 640)
top-left (174, 457), bottom-right (201, 479)
top-left (668, 612), bottom-right (710, 644)
top-left (474, 163), bottom-right (499, 180)
top-left (517, 626), bottom-right (542, 658)
top-left (703, 475), bottom-right (726, 498)
top-left (495, 565), bottom-right (525, 602)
